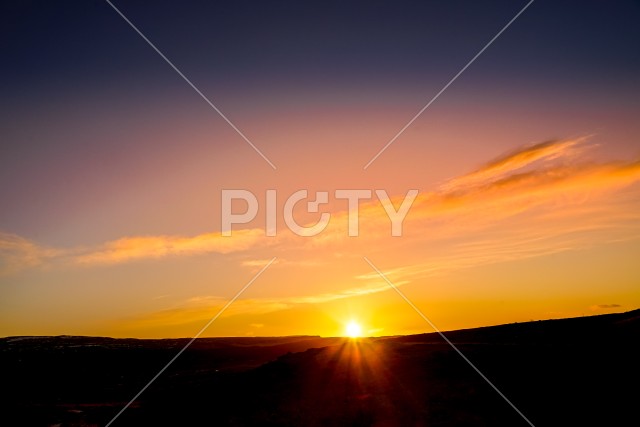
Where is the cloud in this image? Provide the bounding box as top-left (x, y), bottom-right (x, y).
top-left (33, 136), bottom-right (636, 330)
top-left (426, 142), bottom-right (640, 227)
top-left (0, 229), bottom-right (274, 274)
top-left (241, 258), bottom-right (279, 268)
top-left (2, 137), bottom-right (640, 281)
top-left (74, 228), bottom-right (269, 265)
top-left (417, 140), bottom-right (638, 233)
top-left (0, 233), bottom-right (61, 275)
top-left (440, 137), bottom-right (589, 193)
top-left (590, 304), bottom-right (622, 311)
top-left (347, 137), bottom-right (640, 288)
top-left (315, 139), bottom-right (640, 247)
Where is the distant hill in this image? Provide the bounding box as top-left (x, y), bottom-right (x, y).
top-left (2, 309), bottom-right (638, 426)
top-left (387, 307), bottom-right (640, 344)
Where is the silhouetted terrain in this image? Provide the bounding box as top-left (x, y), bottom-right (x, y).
top-left (2, 309), bottom-right (638, 426)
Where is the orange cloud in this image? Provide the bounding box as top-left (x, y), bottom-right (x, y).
top-left (5, 137), bottom-right (639, 335)
top-left (340, 137), bottom-right (640, 288)
top-left (440, 137), bottom-right (589, 193)
top-left (74, 228), bottom-right (270, 265)
top-left (0, 233), bottom-right (61, 275)
top-left (2, 137), bottom-right (639, 281)
top-left (590, 304), bottom-right (622, 311)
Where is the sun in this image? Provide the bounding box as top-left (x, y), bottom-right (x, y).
top-left (345, 321), bottom-right (363, 338)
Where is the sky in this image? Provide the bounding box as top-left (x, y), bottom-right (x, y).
top-left (1, 0), bottom-right (639, 338)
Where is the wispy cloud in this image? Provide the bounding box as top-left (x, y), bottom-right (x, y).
top-left (2, 137), bottom-right (640, 285)
top-left (0, 233), bottom-right (61, 275)
top-left (440, 137), bottom-right (590, 193)
top-left (331, 137), bottom-right (640, 293)
top-left (0, 228), bottom-right (270, 274)
top-left (241, 258), bottom-right (280, 268)
top-left (590, 304), bottom-right (622, 311)
top-left (22, 136), bottom-right (633, 329)
top-left (75, 229), bottom-right (269, 265)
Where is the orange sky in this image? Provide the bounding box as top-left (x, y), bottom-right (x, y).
top-left (2, 136), bottom-right (639, 338)
top-left (2, 1), bottom-right (640, 338)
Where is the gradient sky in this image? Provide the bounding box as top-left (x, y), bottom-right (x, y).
top-left (1, 0), bottom-right (639, 338)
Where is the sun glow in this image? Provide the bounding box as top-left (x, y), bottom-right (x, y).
top-left (345, 321), bottom-right (363, 338)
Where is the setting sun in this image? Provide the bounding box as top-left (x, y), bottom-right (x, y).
top-left (345, 321), bottom-right (363, 338)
